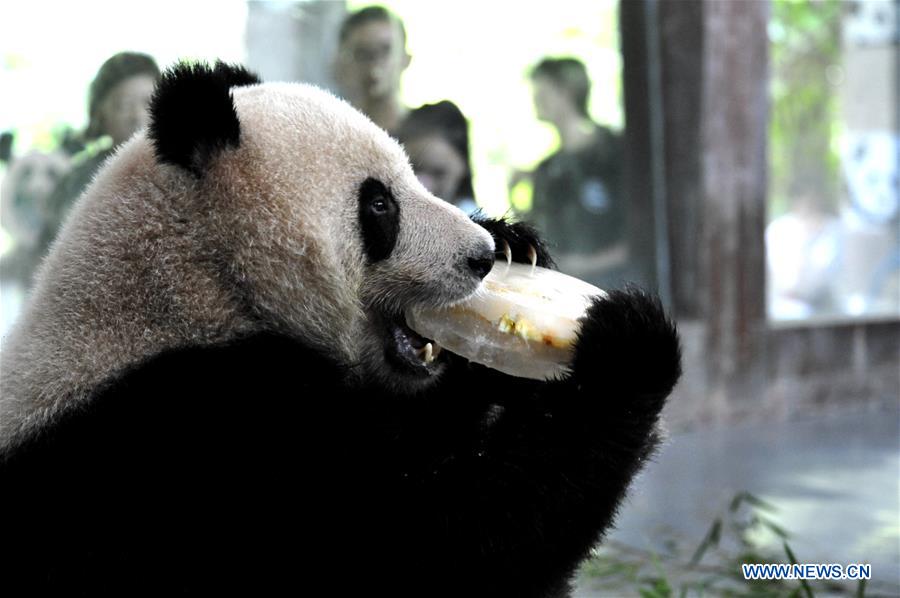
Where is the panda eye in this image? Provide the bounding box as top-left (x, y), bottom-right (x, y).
top-left (371, 197), bottom-right (388, 214)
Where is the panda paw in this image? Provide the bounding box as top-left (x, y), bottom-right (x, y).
top-left (470, 214), bottom-right (555, 269)
top-left (571, 287), bottom-right (681, 405)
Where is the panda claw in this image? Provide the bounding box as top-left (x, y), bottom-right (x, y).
top-left (502, 240), bottom-right (512, 272)
top-left (527, 244), bottom-right (537, 276)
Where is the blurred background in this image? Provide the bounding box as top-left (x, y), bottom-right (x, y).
top-left (1, 0), bottom-right (897, 595)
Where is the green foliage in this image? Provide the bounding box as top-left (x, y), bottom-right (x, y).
top-left (768, 0), bottom-right (843, 219)
top-left (577, 491), bottom-right (882, 597)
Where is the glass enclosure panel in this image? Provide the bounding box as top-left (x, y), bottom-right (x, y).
top-left (767, 0), bottom-right (899, 324)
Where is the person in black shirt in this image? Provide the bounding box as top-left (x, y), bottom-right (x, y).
top-left (526, 57), bottom-right (629, 288)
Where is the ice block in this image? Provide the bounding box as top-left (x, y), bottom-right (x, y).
top-left (406, 262), bottom-right (606, 380)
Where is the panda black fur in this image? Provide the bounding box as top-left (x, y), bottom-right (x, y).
top-left (0, 63), bottom-right (681, 597)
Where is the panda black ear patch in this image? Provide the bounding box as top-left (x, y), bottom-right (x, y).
top-left (148, 61), bottom-right (261, 177)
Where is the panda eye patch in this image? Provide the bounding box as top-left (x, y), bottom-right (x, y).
top-left (358, 177), bottom-right (400, 263)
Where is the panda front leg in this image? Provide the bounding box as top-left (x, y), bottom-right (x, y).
top-left (424, 217), bottom-right (681, 595)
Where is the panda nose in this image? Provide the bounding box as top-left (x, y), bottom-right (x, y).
top-left (467, 251), bottom-right (495, 280)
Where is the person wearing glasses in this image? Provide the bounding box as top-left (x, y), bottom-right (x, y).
top-left (333, 6), bottom-right (411, 134)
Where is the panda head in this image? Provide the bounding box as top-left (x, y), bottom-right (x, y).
top-left (147, 62), bottom-right (494, 391)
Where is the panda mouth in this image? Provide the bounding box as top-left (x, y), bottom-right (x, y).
top-left (384, 313), bottom-right (444, 375)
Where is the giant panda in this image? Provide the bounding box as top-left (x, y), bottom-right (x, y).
top-left (0, 62), bottom-right (681, 597)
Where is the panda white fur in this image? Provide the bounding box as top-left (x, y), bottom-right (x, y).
top-left (0, 63), bottom-right (680, 597)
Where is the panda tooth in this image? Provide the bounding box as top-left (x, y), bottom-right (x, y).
top-left (415, 342), bottom-right (440, 364)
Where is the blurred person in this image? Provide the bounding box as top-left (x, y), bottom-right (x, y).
top-left (333, 7), bottom-right (479, 211)
top-left (523, 57), bottom-right (628, 288)
top-left (766, 191), bottom-right (843, 319)
top-left (1, 150), bottom-right (71, 338)
top-left (333, 5), bottom-right (411, 133)
top-left (0, 132), bottom-right (13, 165)
top-left (1, 151), bottom-right (71, 281)
top-left (395, 100), bottom-right (477, 213)
top-left (41, 52), bottom-right (160, 250)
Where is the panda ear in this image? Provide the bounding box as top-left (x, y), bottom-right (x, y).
top-left (148, 61), bottom-right (261, 177)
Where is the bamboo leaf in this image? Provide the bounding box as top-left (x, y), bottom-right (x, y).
top-left (783, 542), bottom-right (815, 598)
top-left (689, 518), bottom-right (723, 566)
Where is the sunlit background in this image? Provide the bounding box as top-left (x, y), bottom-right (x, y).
top-left (1, 1), bottom-right (621, 217)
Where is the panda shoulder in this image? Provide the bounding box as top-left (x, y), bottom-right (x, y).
top-left (1, 333), bottom-right (347, 469)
